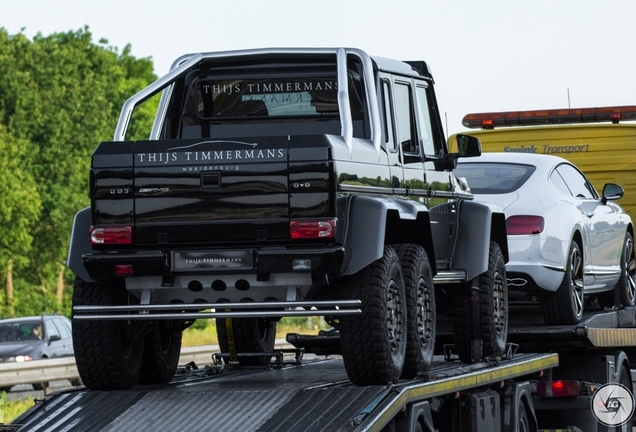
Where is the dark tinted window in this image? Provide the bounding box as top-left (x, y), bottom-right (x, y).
top-left (196, 77), bottom-right (341, 119)
top-left (394, 82), bottom-right (418, 155)
top-left (454, 162), bottom-right (535, 194)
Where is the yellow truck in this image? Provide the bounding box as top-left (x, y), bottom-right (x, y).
top-left (453, 105), bottom-right (636, 220)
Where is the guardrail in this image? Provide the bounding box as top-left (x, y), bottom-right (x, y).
top-left (0, 339), bottom-right (293, 390)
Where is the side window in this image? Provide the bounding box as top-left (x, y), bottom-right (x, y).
top-left (54, 318), bottom-right (72, 339)
top-left (45, 320), bottom-right (60, 340)
top-left (555, 164), bottom-right (597, 199)
top-left (415, 85), bottom-right (435, 157)
top-left (382, 80), bottom-right (396, 151)
top-left (550, 170), bottom-right (572, 196)
top-left (393, 82), bottom-right (418, 155)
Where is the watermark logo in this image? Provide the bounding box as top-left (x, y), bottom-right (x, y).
top-left (591, 383), bottom-right (635, 427)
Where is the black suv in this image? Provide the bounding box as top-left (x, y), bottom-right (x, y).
top-left (68, 48), bottom-right (508, 389)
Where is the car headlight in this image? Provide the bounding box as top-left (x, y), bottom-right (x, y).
top-left (7, 355), bottom-right (33, 362)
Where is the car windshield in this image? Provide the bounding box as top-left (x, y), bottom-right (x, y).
top-left (455, 162), bottom-right (536, 194)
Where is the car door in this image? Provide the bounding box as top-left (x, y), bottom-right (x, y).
top-left (555, 163), bottom-right (624, 287)
top-left (53, 317), bottom-right (74, 356)
top-left (44, 319), bottom-right (68, 357)
top-left (378, 74), bottom-right (404, 193)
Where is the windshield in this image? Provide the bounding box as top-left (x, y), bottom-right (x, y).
top-left (455, 162), bottom-right (535, 194)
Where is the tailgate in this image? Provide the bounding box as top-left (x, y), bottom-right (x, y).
top-left (132, 137), bottom-right (289, 245)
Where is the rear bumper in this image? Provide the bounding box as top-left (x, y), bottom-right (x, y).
top-left (82, 246), bottom-right (345, 281)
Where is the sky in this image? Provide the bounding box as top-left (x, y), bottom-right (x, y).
top-left (3, 0), bottom-right (636, 136)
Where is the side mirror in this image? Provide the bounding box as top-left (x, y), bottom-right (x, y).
top-left (602, 183), bottom-right (624, 204)
top-left (49, 334), bottom-right (61, 342)
top-left (456, 134), bottom-right (481, 157)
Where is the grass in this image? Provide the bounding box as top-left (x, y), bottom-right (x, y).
top-left (182, 316), bottom-right (328, 346)
top-left (1, 393), bottom-right (35, 424)
top-left (2, 317), bottom-right (330, 424)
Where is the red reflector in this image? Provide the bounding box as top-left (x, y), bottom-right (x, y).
top-left (506, 216), bottom-right (544, 235)
top-left (538, 380), bottom-right (580, 397)
top-left (90, 226), bottom-right (133, 245)
top-left (290, 220), bottom-right (335, 239)
top-left (114, 265), bottom-right (134, 276)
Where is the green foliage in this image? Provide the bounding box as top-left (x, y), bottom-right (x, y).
top-left (0, 26), bottom-right (157, 318)
top-left (1, 391), bottom-right (36, 424)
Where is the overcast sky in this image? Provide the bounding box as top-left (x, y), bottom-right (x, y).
top-left (3, 0), bottom-right (636, 135)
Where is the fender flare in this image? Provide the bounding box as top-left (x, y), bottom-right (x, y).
top-left (452, 200), bottom-right (508, 281)
top-left (67, 207), bottom-right (96, 282)
top-left (340, 196), bottom-right (434, 276)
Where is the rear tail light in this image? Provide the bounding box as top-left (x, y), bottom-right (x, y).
top-left (90, 226), bottom-right (133, 245)
top-left (290, 220), bottom-right (335, 239)
top-left (538, 380), bottom-right (581, 397)
top-left (506, 216), bottom-right (544, 235)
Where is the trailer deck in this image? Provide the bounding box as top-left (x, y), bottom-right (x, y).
top-left (12, 352), bottom-right (557, 432)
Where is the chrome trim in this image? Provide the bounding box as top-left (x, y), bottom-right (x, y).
top-left (433, 270), bottom-right (468, 284)
top-left (73, 299), bottom-right (361, 321)
top-left (339, 184), bottom-right (395, 195)
top-left (114, 53), bottom-right (204, 141)
top-left (337, 48), bottom-right (352, 152)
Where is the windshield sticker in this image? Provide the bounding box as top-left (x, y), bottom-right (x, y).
top-left (197, 78), bottom-right (339, 118)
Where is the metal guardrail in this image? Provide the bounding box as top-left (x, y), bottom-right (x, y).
top-left (0, 340), bottom-right (292, 389)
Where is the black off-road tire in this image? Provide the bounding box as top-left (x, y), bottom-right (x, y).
top-left (616, 231), bottom-right (636, 307)
top-left (452, 242), bottom-right (508, 363)
top-left (216, 318), bottom-right (276, 366)
top-left (393, 244), bottom-right (435, 379)
top-left (339, 246), bottom-right (407, 385)
top-left (541, 241), bottom-right (584, 325)
top-left (72, 277), bottom-right (145, 390)
top-left (139, 321), bottom-right (183, 384)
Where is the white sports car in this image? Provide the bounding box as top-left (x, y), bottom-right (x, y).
top-left (455, 152), bottom-right (635, 324)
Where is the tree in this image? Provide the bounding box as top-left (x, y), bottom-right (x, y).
top-left (0, 27), bottom-right (158, 316)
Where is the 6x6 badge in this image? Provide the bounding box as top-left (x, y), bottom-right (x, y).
top-left (591, 383), bottom-right (635, 427)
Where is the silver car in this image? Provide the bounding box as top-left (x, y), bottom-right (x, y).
top-left (455, 153), bottom-right (635, 324)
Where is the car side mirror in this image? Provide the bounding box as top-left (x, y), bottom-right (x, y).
top-left (49, 334), bottom-right (61, 342)
top-left (456, 134), bottom-right (482, 158)
top-left (433, 134), bottom-right (482, 171)
top-left (602, 183), bottom-right (624, 204)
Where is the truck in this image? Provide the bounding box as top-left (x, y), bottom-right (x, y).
top-left (7, 48), bottom-right (636, 431)
top-left (9, 307), bottom-right (636, 431)
top-left (455, 106), bottom-right (636, 221)
top-left (65, 47), bottom-right (510, 390)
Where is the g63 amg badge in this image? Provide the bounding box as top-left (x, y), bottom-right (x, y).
top-left (591, 383), bottom-right (635, 427)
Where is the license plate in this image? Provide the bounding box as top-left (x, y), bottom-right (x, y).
top-left (172, 250), bottom-right (253, 272)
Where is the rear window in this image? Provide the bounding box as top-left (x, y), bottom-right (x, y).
top-left (196, 78), bottom-right (341, 119)
top-left (455, 162), bottom-right (535, 194)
